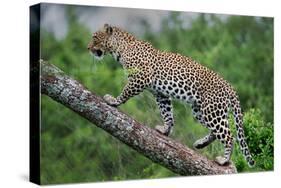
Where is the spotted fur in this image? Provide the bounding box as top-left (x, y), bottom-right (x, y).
top-left (87, 24), bottom-right (255, 166)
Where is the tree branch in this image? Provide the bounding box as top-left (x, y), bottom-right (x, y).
top-left (40, 61), bottom-right (237, 176)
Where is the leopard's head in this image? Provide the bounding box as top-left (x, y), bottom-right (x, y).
top-left (87, 24), bottom-right (113, 60)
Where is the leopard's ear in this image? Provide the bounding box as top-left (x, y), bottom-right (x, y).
top-left (104, 23), bottom-right (113, 35)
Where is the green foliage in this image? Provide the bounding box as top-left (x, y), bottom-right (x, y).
top-left (40, 9), bottom-right (273, 184)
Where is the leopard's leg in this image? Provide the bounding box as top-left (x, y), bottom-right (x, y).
top-left (213, 108), bottom-right (234, 166)
top-left (154, 93), bottom-right (174, 136)
top-left (192, 103), bottom-right (216, 149)
top-left (104, 75), bottom-right (148, 107)
top-left (192, 103), bottom-right (204, 125)
top-left (200, 101), bottom-right (234, 165)
top-left (215, 133), bottom-right (234, 166)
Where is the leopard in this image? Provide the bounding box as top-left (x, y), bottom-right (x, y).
top-left (87, 23), bottom-right (255, 167)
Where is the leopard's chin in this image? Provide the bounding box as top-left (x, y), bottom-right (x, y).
top-left (93, 54), bottom-right (104, 61)
top-left (89, 50), bottom-right (104, 61)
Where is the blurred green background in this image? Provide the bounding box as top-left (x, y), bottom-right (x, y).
top-left (40, 5), bottom-right (273, 185)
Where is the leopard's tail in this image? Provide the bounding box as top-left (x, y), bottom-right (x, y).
top-left (230, 90), bottom-right (255, 167)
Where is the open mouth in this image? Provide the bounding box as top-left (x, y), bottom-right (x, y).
top-left (90, 49), bottom-right (104, 60)
top-left (94, 49), bottom-right (103, 57)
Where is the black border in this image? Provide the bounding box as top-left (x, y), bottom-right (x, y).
top-left (29, 3), bottom-right (41, 185)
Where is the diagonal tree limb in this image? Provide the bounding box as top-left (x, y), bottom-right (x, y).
top-left (40, 60), bottom-right (237, 176)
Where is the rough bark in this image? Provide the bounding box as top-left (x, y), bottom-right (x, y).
top-left (40, 60), bottom-right (237, 176)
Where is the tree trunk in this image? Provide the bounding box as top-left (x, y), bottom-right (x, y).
top-left (40, 60), bottom-right (237, 176)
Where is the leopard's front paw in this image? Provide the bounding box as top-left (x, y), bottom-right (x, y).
top-left (155, 125), bottom-right (171, 136)
top-left (103, 94), bottom-right (119, 107)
